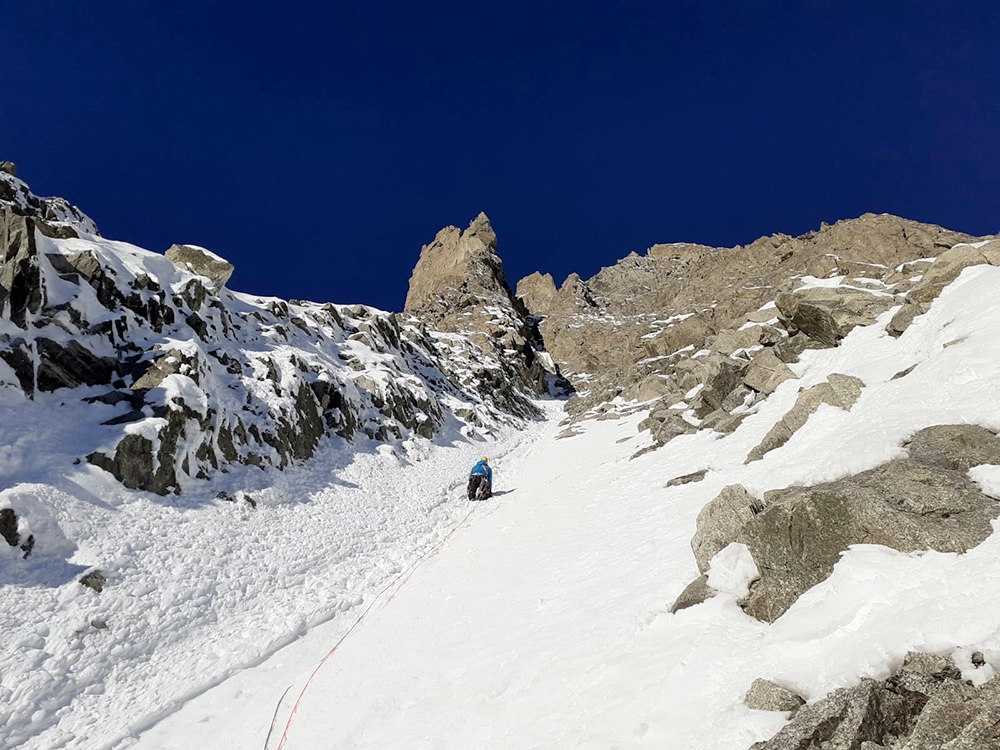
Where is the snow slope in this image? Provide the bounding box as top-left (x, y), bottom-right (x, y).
top-left (100, 264), bottom-right (1000, 749)
top-left (0, 398), bottom-right (543, 750)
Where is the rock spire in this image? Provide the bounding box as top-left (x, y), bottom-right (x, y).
top-left (404, 213), bottom-right (564, 414)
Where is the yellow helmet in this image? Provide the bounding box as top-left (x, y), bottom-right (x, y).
top-left (481, 456), bottom-right (489, 463)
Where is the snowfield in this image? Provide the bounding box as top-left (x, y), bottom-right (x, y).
top-left (0, 394), bottom-right (539, 750)
top-left (6, 265), bottom-right (1000, 749)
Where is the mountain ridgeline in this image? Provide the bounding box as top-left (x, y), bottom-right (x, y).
top-left (517, 214), bottom-right (989, 428)
top-left (0, 164), bottom-right (554, 495)
top-left (3, 162), bottom-right (999, 495)
top-left (7, 164), bottom-right (1000, 747)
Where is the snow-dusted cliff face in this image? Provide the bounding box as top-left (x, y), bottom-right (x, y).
top-left (0, 169), bottom-right (551, 496)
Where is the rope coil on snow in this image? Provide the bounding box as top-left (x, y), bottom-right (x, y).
top-left (265, 502), bottom-right (478, 750)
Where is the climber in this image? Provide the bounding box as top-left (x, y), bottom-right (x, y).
top-left (467, 456), bottom-right (492, 501)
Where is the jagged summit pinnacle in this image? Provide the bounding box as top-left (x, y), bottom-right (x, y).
top-left (403, 212), bottom-right (553, 410)
top-left (464, 211), bottom-right (496, 247)
top-left (403, 212), bottom-right (510, 320)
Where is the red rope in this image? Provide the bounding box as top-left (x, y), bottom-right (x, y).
top-left (270, 504), bottom-right (477, 750)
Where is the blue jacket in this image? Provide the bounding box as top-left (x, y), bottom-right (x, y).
top-left (470, 460), bottom-right (492, 484)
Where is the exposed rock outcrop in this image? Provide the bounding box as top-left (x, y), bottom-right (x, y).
top-left (404, 213), bottom-right (561, 417)
top-left (691, 484), bottom-right (763, 574)
top-left (515, 271), bottom-right (560, 314)
top-left (0, 506), bottom-right (34, 559)
top-left (0, 207), bottom-right (43, 330)
top-left (515, 214), bottom-right (988, 446)
top-left (903, 424), bottom-right (1000, 471)
top-left (744, 679), bottom-right (806, 714)
top-left (887, 239), bottom-right (1000, 336)
top-left (79, 570), bottom-right (107, 593)
top-left (165, 244), bottom-right (235, 290)
top-left (743, 348), bottom-right (796, 395)
top-left (668, 574), bottom-right (715, 613)
top-left (0, 507), bottom-right (18, 546)
top-left (681, 424), bottom-right (1000, 623)
top-left (746, 374), bottom-right (865, 463)
top-left (775, 285), bottom-right (898, 347)
top-left (0, 167), bottom-right (99, 235)
top-left (749, 652), bottom-right (1000, 750)
top-left (740, 456), bottom-right (999, 622)
top-left (751, 676), bottom-right (927, 749)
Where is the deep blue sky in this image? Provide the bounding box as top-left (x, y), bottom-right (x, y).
top-left (5, 2), bottom-right (999, 311)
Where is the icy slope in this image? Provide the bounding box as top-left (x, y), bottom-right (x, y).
top-left (126, 264), bottom-right (1000, 749)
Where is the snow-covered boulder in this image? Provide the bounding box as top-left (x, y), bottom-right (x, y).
top-left (164, 244), bottom-right (234, 290)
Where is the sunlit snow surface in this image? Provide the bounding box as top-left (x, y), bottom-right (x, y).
top-left (6, 266), bottom-right (1000, 749)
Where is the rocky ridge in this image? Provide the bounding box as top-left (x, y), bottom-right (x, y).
top-left (517, 215), bottom-right (991, 446)
top-left (0, 162), bottom-right (99, 238)
top-left (0, 168), bottom-right (551, 500)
